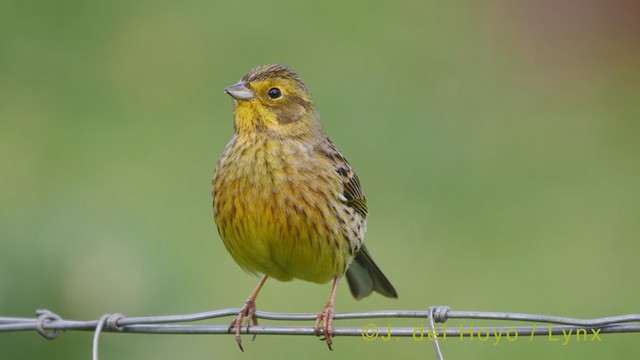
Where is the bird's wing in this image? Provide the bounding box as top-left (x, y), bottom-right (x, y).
top-left (318, 138), bottom-right (398, 300)
top-left (318, 138), bottom-right (368, 218)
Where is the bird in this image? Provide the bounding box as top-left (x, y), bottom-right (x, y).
top-left (212, 64), bottom-right (397, 350)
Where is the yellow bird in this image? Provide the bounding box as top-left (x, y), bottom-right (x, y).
top-left (212, 64), bottom-right (397, 350)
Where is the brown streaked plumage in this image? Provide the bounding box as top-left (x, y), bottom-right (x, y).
top-left (212, 64), bottom-right (397, 350)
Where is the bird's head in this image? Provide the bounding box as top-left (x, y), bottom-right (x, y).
top-left (225, 64), bottom-right (321, 138)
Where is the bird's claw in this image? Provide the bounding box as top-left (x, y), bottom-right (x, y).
top-left (228, 299), bottom-right (259, 351)
top-left (314, 302), bottom-right (335, 350)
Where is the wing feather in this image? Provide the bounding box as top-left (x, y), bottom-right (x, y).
top-left (318, 139), bottom-right (368, 218)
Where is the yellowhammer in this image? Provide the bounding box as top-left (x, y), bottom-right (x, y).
top-left (212, 64), bottom-right (397, 350)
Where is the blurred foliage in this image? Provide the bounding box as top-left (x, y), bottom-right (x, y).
top-left (1, 0), bottom-right (639, 359)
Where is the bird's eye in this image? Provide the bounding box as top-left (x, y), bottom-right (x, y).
top-left (268, 87), bottom-right (282, 99)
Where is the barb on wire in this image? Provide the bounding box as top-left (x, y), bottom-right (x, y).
top-left (1, 306), bottom-right (639, 360)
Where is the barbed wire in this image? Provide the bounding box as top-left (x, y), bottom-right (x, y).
top-left (1, 306), bottom-right (639, 360)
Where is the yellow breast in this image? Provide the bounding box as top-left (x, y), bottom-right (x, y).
top-left (213, 134), bottom-right (353, 283)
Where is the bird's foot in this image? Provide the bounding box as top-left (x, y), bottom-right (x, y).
top-left (228, 299), bottom-right (258, 351)
top-left (314, 302), bottom-right (335, 350)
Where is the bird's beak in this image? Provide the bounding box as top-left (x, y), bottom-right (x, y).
top-left (224, 82), bottom-right (255, 100)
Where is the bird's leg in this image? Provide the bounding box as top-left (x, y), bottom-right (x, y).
top-left (314, 276), bottom-right (340, 350)
top-left (229, 275), bottom-right (268, 351)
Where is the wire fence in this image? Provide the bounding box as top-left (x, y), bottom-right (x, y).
top-left (1, 306), bottom-right (639, 360)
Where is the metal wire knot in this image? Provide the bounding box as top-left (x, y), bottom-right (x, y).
top-left (104, 313), bottom-right (125, 332)
top-left (35, 309), bottom-right (62, 340)
top-left (427, 306), bottom-right (451, 360)
top-left (428, 306), bottom-right (451, 323)
top-left (93, 313), bottom-right (125, 360)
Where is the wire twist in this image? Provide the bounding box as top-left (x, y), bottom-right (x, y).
top-left (93, 313), bottom-right (125, 360)
top-left (427, 306), bottom-right (451, 360)
top-left (35, 309), bottom-right (62, 340)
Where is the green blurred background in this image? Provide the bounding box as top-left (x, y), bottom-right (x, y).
top-left (1, 0), bottom-right (639, 359)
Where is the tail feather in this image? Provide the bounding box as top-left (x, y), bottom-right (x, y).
top-left (345, 245), bottom-right (398, 300)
